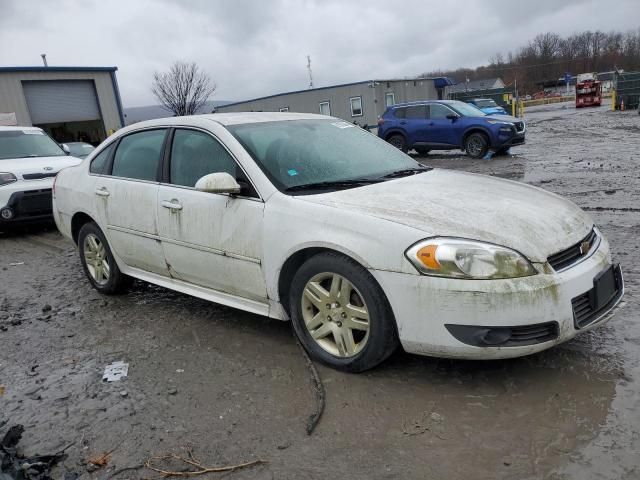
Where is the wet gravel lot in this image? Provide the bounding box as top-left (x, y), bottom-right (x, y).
top-left (1, 103), bottom-right (639, 479)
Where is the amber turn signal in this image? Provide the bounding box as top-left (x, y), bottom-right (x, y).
top-left (417, 244), bottom-right (440, 270)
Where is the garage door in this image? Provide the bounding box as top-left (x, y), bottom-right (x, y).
top-left (22, 80), bottom-right (102, 124)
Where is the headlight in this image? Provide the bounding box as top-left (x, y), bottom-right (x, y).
top-left (486, 119), bottom-right (512, 126)
top-left (405, 238), bottom-right (537, 279)
top-left (0, 173), bottom-right (17, 186)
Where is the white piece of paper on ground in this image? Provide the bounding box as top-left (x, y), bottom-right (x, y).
top-left (102, 361), bottom-right (129, 382)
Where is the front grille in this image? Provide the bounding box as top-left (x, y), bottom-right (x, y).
top-left (548, 228), bottom-right (598, 271)
top-left (514, 121), bottom-right (525, 132)
top-left (571, 265), bottom-right (623, 329)
top-left (23, 172), bottom-right (57, 180)
top-left (507, 322), bottom-right (558, 345)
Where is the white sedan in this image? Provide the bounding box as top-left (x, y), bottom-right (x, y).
top-left (52, 113), bottom-right (624, 371)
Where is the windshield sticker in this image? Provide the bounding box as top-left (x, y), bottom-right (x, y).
top-left (23, 130), bottom-right (44, 135)
top-left (331, 121), bottom-right (355, 129)
top-left (287, 169), bottom-right (298, 176)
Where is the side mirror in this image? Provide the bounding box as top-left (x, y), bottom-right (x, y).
top-left (61, 144), bottom-right (71, 155)
top-left (446, 114), bottom-right (459, 121)
top-left (195, 172), bottom-right (241, 194)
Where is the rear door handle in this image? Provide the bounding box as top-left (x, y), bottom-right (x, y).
top-left (95, 187), bottom-right (110, 197)
top-left (161, 200), bottom-right (183, 211)
top-left (400, 121), bottom-right (407, 125)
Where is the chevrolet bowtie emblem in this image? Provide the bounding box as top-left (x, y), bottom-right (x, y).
top-left (579, 240), bottom-right (591, 255)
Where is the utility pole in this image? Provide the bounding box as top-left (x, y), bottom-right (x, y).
top-left (40, 54), bottom-right (48, 67)
top-left (307, 55), bottom-right (314, 89)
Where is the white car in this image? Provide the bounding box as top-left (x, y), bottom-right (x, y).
top-left (0, 126), bottom-right (82, 228)
top-left (52, 113), bottom-right (624, 371)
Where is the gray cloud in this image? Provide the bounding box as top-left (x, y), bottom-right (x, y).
top-left (0, 0), bottom-right (637, 106)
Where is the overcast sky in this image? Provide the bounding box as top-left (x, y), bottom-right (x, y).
top-left (1, 0), bottom-right (637, 107)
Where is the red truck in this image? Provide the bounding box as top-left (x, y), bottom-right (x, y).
top-left (576, 73), bottom-right (602, 108)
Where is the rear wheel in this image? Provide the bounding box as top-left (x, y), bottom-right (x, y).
top-left (289, 252), bottom-right (399, 372)
top-left (78, 222), bottom-right (132, 294)
top-left (387, 134), bottom-right (408, 153)
top-left (464, 132), bottom-right (489, 158)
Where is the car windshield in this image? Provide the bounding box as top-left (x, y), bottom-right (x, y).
top-left (68, 143), bottom-right (95, 157)
top-left (475, 99), bottom-right (498, 108)
top-left (0, 130), bottom-right (66, 160)
top-left (450, 102), bottom-right (487, 117)
top-left (228, 119), bottom-right (426, 193)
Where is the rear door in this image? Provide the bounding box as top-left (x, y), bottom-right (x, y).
top-left (402, 105), bottom-right (429, 144)
top-left (156, 127), bottom-right (267, 304)
top-left (93, 128), bottom-right (170, 276)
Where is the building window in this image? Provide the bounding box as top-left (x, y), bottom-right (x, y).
top-left (279, 107), bottom-right (289, 112)
top-left (385, 92), bottom-right (395, 107)
top-left (319, 101), bottom-right (331, 115)
top-left (349, 96), bottom-right (363, 117)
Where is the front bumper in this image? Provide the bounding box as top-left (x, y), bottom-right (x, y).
top-left (0, 179), bottom-right (54, 225)
top-left (371, 236), bottom-right (624, 359)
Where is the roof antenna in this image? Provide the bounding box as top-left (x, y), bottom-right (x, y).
top-left (307, 55), bottom-right (313, 89)
top-left (41, 54), bottom-right (48, 67)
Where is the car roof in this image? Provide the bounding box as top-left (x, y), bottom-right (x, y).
top-left (0, 126), bottom-right (43, 132)
top-left (388, 100), bottom-right (461, 109)
top-left (122, 112), bottom-right (332, 133)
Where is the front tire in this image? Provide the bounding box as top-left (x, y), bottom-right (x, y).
top-left (78, 222), bottom-right (132, 294)
top-left (464, 132), bottom-right (489, 158)
top-left (289, 252), bottom-right (399, 372)
top-left (387, 134), bottom-right (408, 153)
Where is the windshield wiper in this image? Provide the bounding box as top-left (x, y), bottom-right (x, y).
top-left (381, 166), bottom-right (432, 179)
top-left (285, 178), bottom-right (382, 192)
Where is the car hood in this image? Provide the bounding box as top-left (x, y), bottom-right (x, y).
top-left (482, 107), bottom-right (507, 115)
top-left (297, 169), bottom-right (592, 263)
top-left (0, 155), bottom-right (83, 178)
top-left (485, 113), bottom-right (521, 123)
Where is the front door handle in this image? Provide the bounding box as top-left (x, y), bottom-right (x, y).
top-left (400, 121), bottom-right (407, 125)
top-left (161, 200), bottom-right (183, 211)
top-left (95, 187), bottom-right (110, 197)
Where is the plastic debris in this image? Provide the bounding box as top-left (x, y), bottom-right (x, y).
top-left (8, 262), bottom-right (24, 267)
top-left (102, 362), bottom-right (129, 382)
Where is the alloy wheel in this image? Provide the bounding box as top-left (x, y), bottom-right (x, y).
top-left (301, 272), bottom-right (370, 357)
top-left (83, 233), bottom-right (110, 285)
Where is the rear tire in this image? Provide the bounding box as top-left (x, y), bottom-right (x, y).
top-left (78, 222), bottom-right (132, 295)
top-left (387, 134), bottom-right (408, 153)
top-left (289, 252), bottom-right (399, 372)
top-left (464, 132), bottom-right (489, 158)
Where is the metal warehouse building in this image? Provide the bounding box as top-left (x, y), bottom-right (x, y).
top-left (0, 66), bottom-right (125, 144)
top-left (217, 77), bottom-right (453, 126)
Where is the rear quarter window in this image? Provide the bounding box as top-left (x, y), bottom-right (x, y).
top-left (89, 143), bottom-right (114, 175)
top-left (393, 108), bottom-right (406, 119)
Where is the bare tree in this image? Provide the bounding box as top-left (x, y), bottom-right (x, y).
top-left (151, 62), bottom-right (216, 116)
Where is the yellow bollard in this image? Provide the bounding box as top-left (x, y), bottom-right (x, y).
top-left (519, 100), bottom-right (525, 118)
top-left (611, 90), bottom-right (616, 111)
top-left (512, 100), bottom-right (516, 117)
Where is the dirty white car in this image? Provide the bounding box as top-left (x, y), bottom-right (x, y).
top-left (52, 113), bottom-right (624, 371)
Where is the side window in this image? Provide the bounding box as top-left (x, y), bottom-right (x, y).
top-left (170, 129), bottom-right (238, 188)
top-left (405, 105), bottom-right (427, 119)
top-left (319, 101), bottom-right (331, 115)
top-left (385, 92), bottom-right (395, 107)
top-left (393, 108), bottom-right (406, 119)
top-left (429, 104), bottom-right (453, 119)
top-left (112, 129), bottom-right (166, 181)
top-left (89, 143), bottom-right (114, 175)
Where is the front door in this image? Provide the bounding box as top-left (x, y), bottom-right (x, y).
top-left (156, 128), bottom-right (267, 302)
top-left (93, 128), bottom-right (169, 276)
top-left (424, 104), bottom-right (457, 146)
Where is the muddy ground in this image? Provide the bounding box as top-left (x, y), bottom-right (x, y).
top-left (1, 103), bottom-right (639, 480)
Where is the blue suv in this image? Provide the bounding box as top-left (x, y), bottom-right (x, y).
top-left (377, 100), bottom-right (525, 158)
